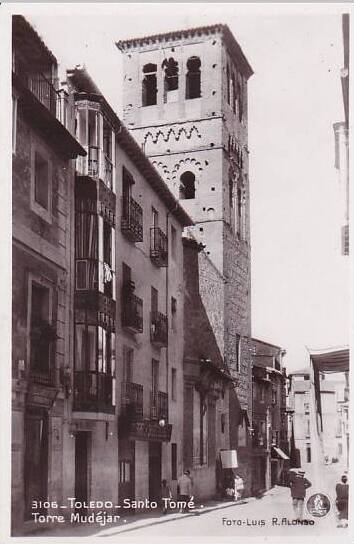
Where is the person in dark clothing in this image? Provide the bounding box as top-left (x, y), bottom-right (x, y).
top-left (289, 469), bottom-right (312, 520)
top-left (335, 474), bottom-right (349, 527)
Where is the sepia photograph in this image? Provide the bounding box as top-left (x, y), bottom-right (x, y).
top-left (0, 2), bottom-right (351, 542)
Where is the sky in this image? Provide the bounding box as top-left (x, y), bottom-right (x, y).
top-left (6, 3), bottom-right (350, 372)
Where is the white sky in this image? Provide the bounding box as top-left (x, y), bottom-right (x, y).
top-left (6, 3), bottom-right (350, 372)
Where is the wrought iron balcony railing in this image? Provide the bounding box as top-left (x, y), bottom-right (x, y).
top-left (150, 390), bottom-right (168, 422)
top-left (150, 311), bottom-right (168, 347)
top-left (121, 197), bottom-right (143, 242)
top-left (150, 227), bottom-right (168, 267)
top-left (73, 370), bottom-right (115, 413)
top-left (121, 289), bottom-right (143, 333)
top-left (13, 59), bottom-right (70, 128)
top-left (121, 381), bottom-right (143, 421)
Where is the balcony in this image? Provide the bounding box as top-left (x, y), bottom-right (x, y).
top-left (150, 391), bottom-right (169, 422)
top-left (121, 381), bottom-right (143, 421)
top-left (73, 370), bottom-right (115, 413)
top-left (121, 290), bottom-right (143, 333)
top-left (150, 227), bottom-right (168, 267)
top-left (150, 311), bottom-right (168, 347)
top-left (121, 197), bottom-right (143, 242)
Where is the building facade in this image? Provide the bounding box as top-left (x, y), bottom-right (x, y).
top-left (66, 67), bottom-right (192, 509)
top-left (11, 16), bottom-right (85, 534)
top-left (117, 23), bottom-right (254, 496)
top-left (250, 339), bottom-right (289, 496)
top-left (288, 365), bottom-right (348, 469)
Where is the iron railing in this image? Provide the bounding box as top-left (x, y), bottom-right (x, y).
top-left (150, 390), bottom-right (168, 422)
top-left (150, 227), bottom-right (168, 266)
top-left (150, 311), bottom-right (168, 346)
top-left (121, 381), bottom-right (143, 420)
top-left (121, 197), bottom-right (143, 242)
top-left (73, 370), bottom-right (114, 413)
top-left (121, 290), bottom-right (143, 333)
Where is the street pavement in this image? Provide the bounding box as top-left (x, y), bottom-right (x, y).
top-left (27, 463), bottom-right (351, 542)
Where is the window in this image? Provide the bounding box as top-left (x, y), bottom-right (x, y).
top-left (171, 225), bottom-right (177, 259)
top-left (171, 296), bottom-right (177, 331)
top-left (229, 176), bottom-right (233, 209)
top-left (152, 359), bottom-right (159, 393)
top-left (186, 56), bottom-right (201, 99)
top-left (193, 390), bottom-right (207, 466)
top-left (151, 286), bottom-right (158, 316)
top-left (221, 413), bottom-right (226, 433)
top-left (119, 461), bottom-right (131, 483)
top-left (29, 281), bottom-right (53, 377)
top-left (237, 80), bottom-right (243, 122)
top-left (179, 171), bottom-right (195, 200)
top-left (142, 63), bottom-right (157, 106)
top-left (171, 443), bottom-right (177, 480)
top-left (75, 212), bottom-right (98, 290)
top-left (306, 418), bottom-right (310, 437)
top-left (100, 219), bottom-right (115, 299)
top-left (226, 65), bottom-right (231, 105)
top-left (235, 334), bottom-right (241, 372)
top-left (152, 207), bottom-right (159, 228)
top-left (306, 444), bottom-right (311, 463)
top-left (272, 388), bottom-right (277, 405)
top-left (171, 368), bottom-right (177, 401)
top-left (34, 151), bottom-right (49, 209)
top-left (123, 345), bottom-right (133, 383)
top-left (163, 58), bottom-right (179, 103)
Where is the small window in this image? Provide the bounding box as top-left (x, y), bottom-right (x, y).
top-left (306, 444), bottom-right (311, 463)
top-left (235, 334), bottom-right (241, 372)
top-left (123, 345), bottom-right (133, 383)
top-left (119, 461), bottom-right (131, 483)
top-left (162, 58), bottom-right (179, 103)
top-left (179, 171), bottom-right (195, 200)
top-left (229, 177), bottom-right (233, 209)
top-left (34, 152), bottom-right (49, 210)
top-left (171, 225), bottom-right (177, 259)
top-left (221, 413), bottom-right (226, 433)
top-left (186, 57), bottom-right (201, 99)
top-left (171, 443), bottom-right (177, 480)
top-left (171, 368), bottom-right (177, 401)
top-left (142, 63), bottom-right (157, 107)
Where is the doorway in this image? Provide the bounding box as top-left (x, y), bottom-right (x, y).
top-left (75, 432), bottom-right (90, 511)
top-left (148, 441), bottom-right (162, 501)
top-left (24, 408), bottom-right (48, 520)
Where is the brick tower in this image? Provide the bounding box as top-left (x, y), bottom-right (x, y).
top-left (117, 24), bottom-right (254, 491)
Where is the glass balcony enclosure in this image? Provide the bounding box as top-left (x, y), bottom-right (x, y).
top-left (75, 101), bottom-right (115, 192)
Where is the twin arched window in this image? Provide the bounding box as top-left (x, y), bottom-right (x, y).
top-left (142, 56), bottom-right (201, 106)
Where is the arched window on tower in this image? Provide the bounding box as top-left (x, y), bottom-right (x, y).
top-left (186, 57), bottom-right (201, 99)
top-left (179, 171), bottom-right (196, 200)
top-left (162, 58), bottom-right (179, 103)
top-left (231, 73), bottom-right (236, 113)
top-left (238, 80), bottom-right (243, 122)
top-left (142, 63), bottom-right (157, 107)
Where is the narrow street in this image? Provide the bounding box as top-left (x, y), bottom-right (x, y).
top-left (31, 463), bottom-right (349, 541)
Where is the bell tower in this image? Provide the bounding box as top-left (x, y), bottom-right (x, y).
top-left (117, 25), bottom-right (254, 479)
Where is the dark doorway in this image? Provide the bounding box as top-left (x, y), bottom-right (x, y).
top-left (148, 441), bottom-right (162, 501)
top-left (75, 432), bottom-right (90, 511)
top-left (118, 440), bottom-right (135, 509)
top-left (24, 408), bottom-right (48, 520)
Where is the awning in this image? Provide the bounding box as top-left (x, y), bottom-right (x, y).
top-left (272, 447), bottom-right (289, 460)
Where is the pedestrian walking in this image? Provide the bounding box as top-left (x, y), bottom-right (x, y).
top-left (335, 474), bottom-right (349, 528)
top-left (289, 469), bottom-right (312, 521)
top-left (177, 470), bottom-right (192, 513)
top-left (161, 479), bottom-right (172, 514)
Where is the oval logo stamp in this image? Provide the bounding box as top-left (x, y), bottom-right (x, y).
top-left (306, 493), bottom-right (331, 517)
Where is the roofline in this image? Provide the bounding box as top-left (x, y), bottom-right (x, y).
top-left (13, 15), bottom-right (57, 65)
top-left (116, 23), bottom-right (253, 79)
top-left (251, 337), bottom-right (284, 351)
top-left (67, 68), bottom-right (193, 227)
